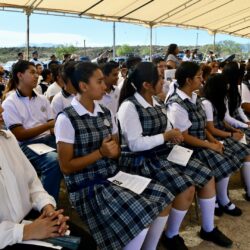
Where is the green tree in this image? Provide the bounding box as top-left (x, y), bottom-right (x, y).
top-left (55, 45), bottom-right (77, 60)
top-left (140, 46), bottom-right (150, 56)
top-left (116, 44), bottom-right (133, 56)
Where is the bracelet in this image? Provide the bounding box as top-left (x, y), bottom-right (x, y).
top-left (99, 148), bottom-right (104, 157)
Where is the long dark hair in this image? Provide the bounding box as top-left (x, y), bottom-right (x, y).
top-left (69, 62), bottom-right (99, 93)
top-left (175, 61), bottom-right (200, 88)
top-left (222, 62), bottom-right (241, 115)
top-left (203, 74), bottom-right (227, 120)
top-left (243, 63), bottom-right (250, 82)
top-left (118, 62), bottom-right (159, 106)
top-left (165, 44), bottom-right (178, 59)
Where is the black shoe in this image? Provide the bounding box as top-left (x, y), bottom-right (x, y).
top-left (218, 201), bottom-right (242, 216)
top-left (215, 201), bottom-right (224, 217)
top-left (199, 227), bottom-right (233, 248)
top-left (162, 234), bottom-right (188, 250)
top-left (243, 193), bottom-right (250, 201)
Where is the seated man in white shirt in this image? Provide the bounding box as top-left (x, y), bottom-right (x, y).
top-left (51, 62), bottom-right (76, 117)
top-left (99, 61), bottom-right (120, 115)
top-left (2, 61), bottom-right (62, 202)
top-left (46, 64), bottom-right (64, 102)
top-left (0, 103), bottom-right (67, 249)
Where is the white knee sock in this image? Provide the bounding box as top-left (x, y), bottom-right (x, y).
top-left (242, 162), bottom-right (250, 196)
top-left (198, 196), bottom-right (215, 232)
top-left (216, 177), bottom-right (235, 209)
top-left (165, 208), bottom-right (187, 238)
top-left (141, 216), bottom-right (168, 250)
top-left (123, 228), bottom-right (148, 250)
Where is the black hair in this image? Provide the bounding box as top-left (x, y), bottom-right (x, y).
top-left (100, 61), bottom-right (119, 76)
top-left (41, 69), bottom-right (51, 82)
top-left (17, 52), bottom-right (23, 57)
top-left (50, 64), bottom-right (61, 82)
top-left (203, 74), bottom-right (227, 120)
top-left (222, 62), bottom-right (241, 115)
top-left (175, 61), bottom-right (200, 87)
top-left (11, 60), bottom-right (35, 86)
top-left (119, 62), bottom-right (159, 106)
top-left (126, 56), bottom-right (142, 70)
top-left (164, 44), bottom-right (178, 60)
top-left (152, 57), bottom-right (164, 65)
top-left (61, 61), bottom-right (77, 85)
top-left (70, 62), bottom-right (99, 93)
top-left (35, 63), bottom-right (42, 68)
top-left (243, 62), bottom-right (250, 82)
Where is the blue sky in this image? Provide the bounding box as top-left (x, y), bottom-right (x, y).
top-left (0, 10), bottom-right (249, 47)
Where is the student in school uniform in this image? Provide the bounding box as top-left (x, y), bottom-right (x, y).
top-left (35, 68), bottom-right (52, 95)
top-left (117, 62), bottom-right (232, 249)
top-left (202, 73), bottom-right (250, 202)
top-left (167, 62), bottom-right (244, 220)
top-left (222, 62), bottom-right (250, 134)
top-left (98, 61), bottom-right (120, 115)
top-left (46, 64), bottom-right (64, 102)
top-left (241, 63), bottom-right (250, 116)
top-left (2, 60), bottom-right (62, 202)
top-left (55, 62), bottom-right (174, 250)
top-left (51, 62), bottom-right (76, 117)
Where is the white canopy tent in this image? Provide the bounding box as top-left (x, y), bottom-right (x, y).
top-left (0, 0), bottom-right (250, 59)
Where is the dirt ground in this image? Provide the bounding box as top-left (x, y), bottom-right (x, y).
top-left (59, 171), bottom-right (250, 250)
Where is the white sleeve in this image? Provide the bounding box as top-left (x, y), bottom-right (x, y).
top-left (117, 101), bottom-right (164, 152)
top-left (166, 102), bottom-right (192, 132)
top-left (2, 99), bottom-right (23, 129)
top-left (241, 83), bottom-right (250, 104)
top-left (11, 132), bottom-right (56, 211)
top-left (55, 113), bottom-right (75, 144)
top-left (0, 221), bottom-right (24, 248)
top-left (224, 101), bottom-right (248, 128)
top-left (237, 106), bottom-right (249, 123)
top-left (35, 85), bottom-right (43, 95)
top-left (110, 111), bottom-right (118, 135)
top-left (45, 97), bottom-right (55, 120)
top-left (51, 95), bottom-right (63, 117)
top-left (201, 100), bottom-right (214, 121)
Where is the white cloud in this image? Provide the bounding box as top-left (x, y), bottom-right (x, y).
top-left (0, 30), bottom-right (106, 47)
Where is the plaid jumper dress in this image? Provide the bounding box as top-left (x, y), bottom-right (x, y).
top-left (204, 99), bottom-right (250, 160)
top-left (167, 93), bottom-right (242, 182)
top-left (62, 105), bottom-right (174, 250)
top-left (119, 96), bottom-right (212, 196)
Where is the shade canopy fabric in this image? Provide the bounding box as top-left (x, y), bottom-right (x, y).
top-left (0, 0), bottom-right (250, 38)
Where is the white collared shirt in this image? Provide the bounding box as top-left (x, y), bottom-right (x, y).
top-left (117, 92), bottom-right (168, 152)
top-left (0, 130), bottom-right (56, 248)
top-left (55, 97), bottom-right (118, 144)
top-left (224, 99), bottom-right (248, 128)
top-left (167, 88), bottom-right (197, 132)
top-left (98, 86), bottom-right (120, 115)
top-left (51, 90), bottom-right (74, 117)
top-left (2, 91), bottom-right (54, 140)
top-left (46, 82), bottom-right (62, 100)
top-left (201, 99), bottom-right (214, 121)
top-left (241, 81), bottom-right (250, 104)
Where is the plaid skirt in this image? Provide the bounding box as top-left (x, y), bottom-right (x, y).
top-left (222, 137), bottom-right (250, 159)
top-left (119, 146), bottom-right (212, 196)
top-left (69, 179), bottom-right (174, 250)
top-left (193, 145), bottom-right (243, 182)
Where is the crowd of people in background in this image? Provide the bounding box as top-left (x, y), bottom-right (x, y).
top-left (1, 43), bottom-right (250, 250)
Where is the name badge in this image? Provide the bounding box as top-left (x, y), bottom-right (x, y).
top-left (103, 119), bottom-right (110, 127)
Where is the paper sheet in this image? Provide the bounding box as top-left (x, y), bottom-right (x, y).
top-left (20, 240), bottom-right (62, 249)
top-left (167, 145), bottom-right (193, 167)
top-left (108, 171), bottom-right (151, 194)
top-left (27, 143), bottom-right (56, 155)
top-left (164, 69), bottom-right (176, 80)
top-left (239, 134), bottom-right (247, 145)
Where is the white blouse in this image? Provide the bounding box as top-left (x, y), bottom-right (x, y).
top-left (117, 92), bottom-right (169, 152)
top-left (0, 130), bottom-right (56, 248)
top-left (55, 97), bottom-right (118, 144)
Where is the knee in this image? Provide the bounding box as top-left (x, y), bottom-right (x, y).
top-left (186, 185), bottom-right (195, 201)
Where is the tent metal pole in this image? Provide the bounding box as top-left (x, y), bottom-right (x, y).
top-left (149, 25), bottom-right (153, 61)
top-left (213, 32), bottom-right (216, 53)
top-left (113, 21), bottom-right (116, 59)
top-left (26, 9), bottom-right (31, 60)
